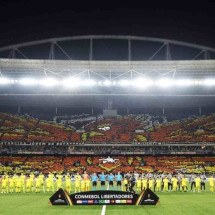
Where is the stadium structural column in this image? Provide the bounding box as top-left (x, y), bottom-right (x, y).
top-left (55, 107), bottom-right (58, 115)
top-left (9, 48), bottom-right (16, 59)
top-left (89, 38), bottom-right (93, 61)
top-left (203, 50), bottom-right (210, 60)
top-left (199, 107), bottom-right (202, 116)
top-left (17, 106), bottom-right (21, 114)
top-left (165, 43), bottom-right (171, 60)
top-left (128, 39), bottom-right (131, 61)
top-left (49, 42), bottom-right (55, 60)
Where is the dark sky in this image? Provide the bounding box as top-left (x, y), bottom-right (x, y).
top-left (0, 0), bottom-right (215, 48)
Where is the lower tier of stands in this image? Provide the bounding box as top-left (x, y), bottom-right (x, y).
top-left (0, 155), bottom-right (214, 175)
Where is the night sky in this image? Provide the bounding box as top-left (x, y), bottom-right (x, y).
top-left (0, 0), bottom-right (215, 48)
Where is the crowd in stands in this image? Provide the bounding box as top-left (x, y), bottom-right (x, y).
top-left (1, 112), bottom-right (215, 143)
top-left (0, 155), bottom-right (214, 175)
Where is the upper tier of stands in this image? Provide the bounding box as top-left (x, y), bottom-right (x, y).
top-left (0, 112), bottom-right (215, 143)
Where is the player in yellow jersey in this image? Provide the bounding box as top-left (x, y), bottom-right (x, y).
top-left (65, 174), bottom-right (72, 193)
top-left (181, 176), bottom-right (188, 192)
top-left (136, 176), bottom-right (142, 193)
top-left (4, 174), bottom-right (9, 193)
top-left (29, 172), bottom-right (35, 192)
top-left (38, 172), bottom-right (45, 183)
top-left (56, 176), bottom-right (63, 190)
top-left (163, 177), bottom-right (169, 192)
top-left (123, 176), bottom-right (128, 192)
top-left (208, 175), bottom-right (214, 193)
top-left (155, 176), bottom-right (162, 192)
top-left (20, 173), bottom-right (26, 193)
top-left (74, 172), bottom-right (81, 193)
top-left (148, 177), bottom-right (154, 191)
top-left (1, 176), bottom-right (8, 193)
top-left (15, 176), bottom-right (22, 193)
top-left (35, 176), bottom-right (41, 193)
top-left (56, 173), bottom-right (63, 190)
top-left (141, 176), bottom-right (148, 191)
top-left (29, 172), bottom-right (35, 181)
top-left (38, 172), bottom-right (45, 193)
top-left (45, 177), bottom-right (52, 193)
top-left (81, 179), bottom-right (86, 192)
top-left (85, 178), bottom-right (91, 191)
top-left (12, 174), bottom-right (17, 192)
top-left (26, 176), bottom-right (32, 193)
top-left (9, 176), bottom-right (14, 193)
top-left (12, 173), bottom-right (18, 182)
top-left (195, 175), bottom-right (201, 193)
top-left (171, 176), bottom-right (178, 192)
top-left (47, 173), bottom-right (55, 192)
top-left (48, 172), bottom-right (54, 181)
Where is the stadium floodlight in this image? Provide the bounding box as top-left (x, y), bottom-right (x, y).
top-left (118, 79), bottom-right (131, 86)
top-left (103, 80), bottom-right (113, 86)
top-left (82, 79), bottom-right (97, 86)
top-left (155, 78), bottom-right (174, 88)
top-left (202, 79), bottom-right (215, 86)
top-left (19, 78), bottom-right (39, 86)
top-left (174, 79), bottom-right (196, 87)
top-left (0, 77), bottom-right (14, 85)
top-left (98, 81), bottom-right (103, 86)
top-left (62, 77), bottom-right (82, 88)
top-left (112, 81), bottom-right (117, 86)
top-left (39, 78), bottom-right (59, 87)
top-left (131, 78), bottom-right (154, 88)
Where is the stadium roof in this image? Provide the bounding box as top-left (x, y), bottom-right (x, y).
top-left (0, 35), bottom-right (215, 61)
top-left (1, 59), bottom-right (215, 78)
top-left (0, 35), bottom-right (215, 108)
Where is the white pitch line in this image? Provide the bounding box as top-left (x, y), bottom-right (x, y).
top-left (101, 204), bottom-right (107, 215)
top-left (100, 184), bottom-right (109, 215)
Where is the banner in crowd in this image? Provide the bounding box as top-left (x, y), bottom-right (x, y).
top-left (1, 141), bottom-right (214, 146)
top-left (50, 188), bottom-right (159, 206)
top-left (171, 152), bottom-right (196, 154)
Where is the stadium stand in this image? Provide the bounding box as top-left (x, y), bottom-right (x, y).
top-left (0, 155), bottom-right (214, 175)
top-left (0, 111), bottom-right (214, 176)
top-left (1, 112), bottom-right (215, 143)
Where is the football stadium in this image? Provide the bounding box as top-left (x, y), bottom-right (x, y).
top-left (0, 35), bottom-right (215, 215)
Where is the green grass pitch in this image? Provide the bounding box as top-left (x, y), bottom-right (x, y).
top-left (0, 191), bottom-right (214, 215)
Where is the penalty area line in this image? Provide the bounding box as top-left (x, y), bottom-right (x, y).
top-left (100, 184), bottom-right (109, 215)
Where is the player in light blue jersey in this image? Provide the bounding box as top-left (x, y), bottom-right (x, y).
top-left (108, 173), bottom-right (115, 190)
top-left (115, 172), bottom-right (123, 190)
top-left (99, 172), bottom-right (106, 190)
top-left (91, 173), bottom-right (98, 191)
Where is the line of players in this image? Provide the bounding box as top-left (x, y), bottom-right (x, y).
top-left (0, 171), bottom-right (214, 194)
top-left (133, 173), bottom-right (215, 193)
